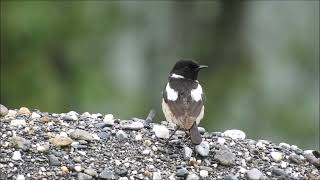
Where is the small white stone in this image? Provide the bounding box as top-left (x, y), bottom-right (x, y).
top-left (183, 146), bottom-right (193, 159)
top-left (16, 175), bottom-right (25, 180)
top-left (31, 112), bottom-right (41, 119)
top-left (270, 151), bottom-right (282, 162)
top-left (153, 125), bottom-right (169, 139)
top-left (239, 167), bottom-right (247, 173)
top-left (153, 172), bottom-right (161, 180)
top-left (186, 174), bottom-right (199, 180)
top-left (115, 160), bottom-right (121, 166)
top-left (12, 151), bottom-right (21, 160)
top-left (195, 141), bottom-right (210, 157)
top-left (223, 129), bottom-right (246, 139)
top-left (135, 134), bottom-right (142, 141)
top-left (119, 177), bottom-right (128, 180)
top-left (92, 133), bottom-right (100, 140)
top-left (7, 110), bottom-right (17, 117)
top-left (10, 120), bottom-right (26, 126)
top-left (152, 146), bottom-right (158, 151)
top-left (256, 141), bottom-right (265, 148)
top-left (74, 165), bottom-right (82, 172)
top-left (241, 159), bottom-right (246, 167)
top-left (81, 112), bottom-right (91, 118)
top-left (199, 170), bottom-right (208, 177)
top-left (291, 145), bottom-right (298, 151)
top-left (212, 164), bottom-right (218, 168)
top-left (217, 137), bottom-right (225, 145)
top-left (280, 161), bottom-right (287, 168)
top-left (142, 149), bottom-right (151, 155)
top-left (59, 132), bottom-right (68, 137)
top-left (279, 142), bottom-right (290, 148)
top-left (103, 114), bottom-right (114, 124)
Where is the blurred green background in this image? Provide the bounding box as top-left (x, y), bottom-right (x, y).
top-left (1, 1), bottom-right (319, 149)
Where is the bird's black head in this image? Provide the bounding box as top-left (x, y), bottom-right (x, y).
top-left (170, 60), bottom-right (208, 80)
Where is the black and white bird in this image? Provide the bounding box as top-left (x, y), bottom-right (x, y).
top-left (162, 60), bottom-right (207, 145)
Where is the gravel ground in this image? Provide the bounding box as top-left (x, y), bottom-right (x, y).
top-left (0, 105), bottom-right (319, 180)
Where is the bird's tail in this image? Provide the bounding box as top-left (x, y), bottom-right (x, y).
top-left (189, 122), bottom-right (202, 145)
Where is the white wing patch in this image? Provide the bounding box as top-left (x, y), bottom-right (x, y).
top-left (191, 84), bottom-right (203, 102)
top-left (170, 73), bottom-right (184, 79)
top-left (165, 83), bottom-right (178, 101)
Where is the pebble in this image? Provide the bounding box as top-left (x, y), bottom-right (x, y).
top-left (116, 130), bottom-right (128, 139)
top-left (186, 173), bottom-right (199, 180)
top-left (217, 137), bottom-right (226, 145)
top-left (98, 132), bottom-right (111, 140)
top-left (153, 125), bottom-right (169, 139)
top-left (195, 141), bottom-right (210, 157)
top-left (246, 168), bottom-right (263, 180)
top-left (17, 107), bottom-right (31, 116)
top-left (31, 112), bottom-right (41, 119)
top-left (50, 135), bottom-right (73, 147)
top-left (81, 112), bottom-right (91, 119)
top-left (272, 167), bottom-right (287, 177)
top-left (199, 170), bottom-right (208, 178)
top-left (0, 104), bottom-right (9, 116)
top-left (214, 147), bottom-right (235, 166)
top-left (103, 114), bottom-right (114, 126)
top-left (99, 169), bottom-right (116, 179)
top-left (270, 151), bottom-right (282, 162)
top-left (279, 142), bottom-right (290, 148)
top-left (37, 143), bottom-right (50, 152)
top-left (40, 116), bottom-right (50, 123)
top-left (289, 154), bottom-right (301, 164)
top-left (48, 154), bottom-right (61, 166)
top-left (224, 129), bottom-right (246, 139)
top-left (10, 136), bottom-right (31, 151)
top-left (225, 175), bottom-right (238, 180)
top-left (7, 109), bottom-right (17, 117)
top-left (10, 119), bottom-right (26, 126)
top-left (61, 166), bottom-right (69, 173)
top-left (78, 173), bottom-right (92, 180)
top-left (184, 146), bottom-right (193, 160)
top-left (176, 168), bottom-right (189, 177)
top-left (135, 134), bottom-right (142, 141)
top-left (121, 121), bottom-right (144, 130)
top-left (74, 165), bottom-right (82, 172)
top-left (142, 149), bottom-right (151, 155)
top-left (70, 129), bottom-right (94, 141)
top-left (16, 175), bottom-right (25, 180)
top-left (12, 151), bottom-right (22, 160)
top-left (198, 127), bottom-right (206, 134)
top-left (152, 172), bottom-right (161, 180)
top-left (95, 122), bottom-right (110, 129)
top-left (64, 111), bottom-right (79, 121)
top-left (84, 168), bottom-right (98, 177)
top-left (115, 166), bottom-right (128, 176)
top-left (118, 177), bottom-right (128, 180)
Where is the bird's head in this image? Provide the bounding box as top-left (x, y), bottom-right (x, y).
top-left (170, 60), bottom-right (208, 80)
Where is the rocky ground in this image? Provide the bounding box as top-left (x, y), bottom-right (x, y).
top-left (0, 104), bottom-right (319, 180)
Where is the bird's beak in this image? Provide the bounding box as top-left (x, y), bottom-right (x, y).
top-left (198, 65), bottom-right (208, 70)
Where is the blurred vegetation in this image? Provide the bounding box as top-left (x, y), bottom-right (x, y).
top-left (1, 1), bottom-right (319, 149)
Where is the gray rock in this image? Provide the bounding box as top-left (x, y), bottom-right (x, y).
top-left (98, 132), bottom-right (111, 140)
top-left (116, 130), bottom-right (128, 139)
top-left (70, 129), bottom-right (94, 141)
top-left (246, 168), bottom-right (263, 180)
top-left (99, 169), bottom-right (116, 179)
top-left (10, 136), bottom-right (31, 151)
top-left (64, 111), bottom-right (79, 121)
top-left (0, 104), bottom-right (8, 117)
top-left (115, 166), bottom-right (128, 176)
top-left (195, 141), bottom-right (210, 157)
top-left (289, 154), bottom-right (301, 164)
top-left (183, 146), bottom-right (193, 160)
top-left (84, 168), bottom-right (98, 177)
top-left (95, 122), bottom-right (110, 129)
top-left (176, 168), bottom-right (189, 177)
top-left (121, 121), bottom-right (144, 130)
top-left (224, 175), bottom-right (238, 180)
top-left (272, 167), bottom-right (288, 177)
top-left (77, 173), bottom-right (92, 180)
top-left (48, 154), bottom-right (61, 166)
top-left (214, 148), bottom-right (235, 166)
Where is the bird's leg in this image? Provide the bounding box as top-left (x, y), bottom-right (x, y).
top-left (184, 130), bottom-right (191, 142)
top-left (165, 127), bottom-right (179, 145)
